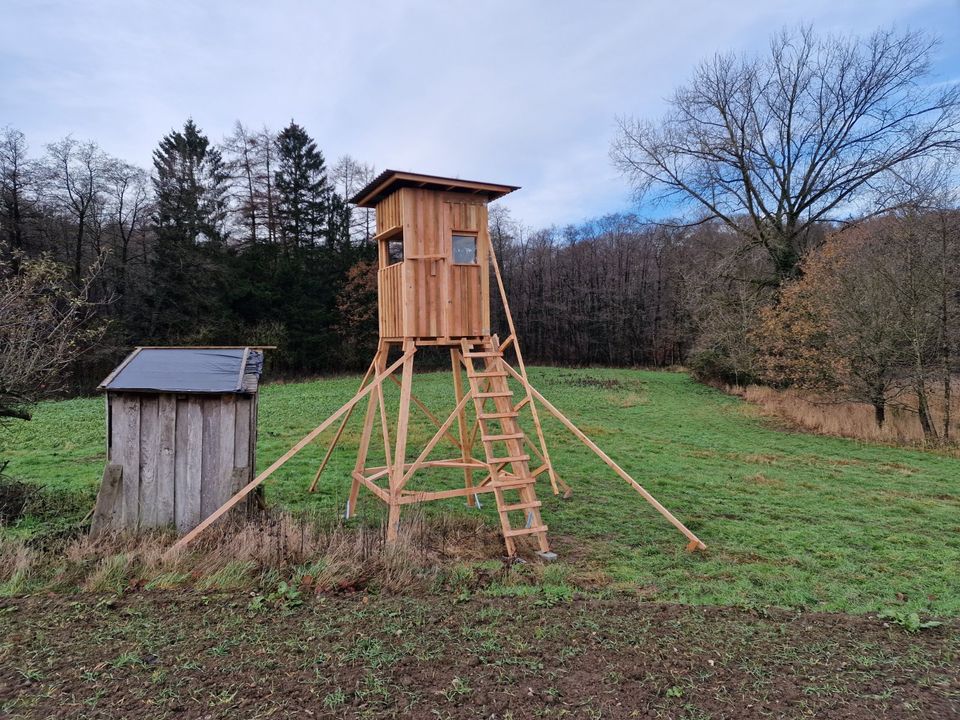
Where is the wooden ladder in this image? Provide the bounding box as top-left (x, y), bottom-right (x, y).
top-left (461, 337), bottom-right (551, 557)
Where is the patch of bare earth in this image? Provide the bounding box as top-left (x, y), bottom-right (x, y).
top-left (1, 593), bottom-right (957, 719)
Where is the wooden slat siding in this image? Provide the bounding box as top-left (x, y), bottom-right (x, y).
top-left (375, 191), bottom-right (402, 234)
top-left (401, 189), bottom-right (416, 337)
top-left (173, 398), bottom-right (189, 532)
top-left (378, 263), bottom-right (403, 337)
top-left (183, 397), bottom-right (204, 529)
top-left (478, 203), bottom-right (491, 334)
top-left (234, 397), bottom-right (251, 470)
top-left (200, 397), bottom-right (222, 518)
top-left (138, 396), bottom-right (160, 527)
top-left (217, 395), bottom-right (237, 510)
top-left (414, 190), bottom-right (428, 336)
top-left (156, 396), bottom-right (177, 526)
top-left (117, 395), bottom-right (141, 528)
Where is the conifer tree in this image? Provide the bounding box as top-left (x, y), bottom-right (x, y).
top-left (149, 119), bottom-right (230, 339)
top-left (274, 121), bottom-right (329, 249)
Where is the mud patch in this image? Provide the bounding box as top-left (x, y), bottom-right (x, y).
top-left (1, 593), bottom-right (956, 719)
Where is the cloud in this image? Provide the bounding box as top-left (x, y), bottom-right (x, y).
top-left (2, 0), bottom-right (957, 226)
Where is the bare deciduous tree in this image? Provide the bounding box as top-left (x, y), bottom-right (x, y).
top-left (45, 138), bottom-right (109, 284)
top-left (0, 254), bottom-right (105, 422)
top-left (612, 26), bottom-right (960, 283)
top-left (333, 155), bottom-right (376, 245)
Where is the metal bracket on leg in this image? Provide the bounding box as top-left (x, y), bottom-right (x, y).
top-left (344, 500), bottom-right (351, 520)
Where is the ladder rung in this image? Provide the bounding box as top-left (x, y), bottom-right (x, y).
top-left (482, 432), bottom-right (525, 442)
top-left (489, 454), bottom-right (530, 465)
top-left (503, 525), bottom-right (548, 538)
top-left (476, 391), bottom-right (512, 398)
top-left (501, 500), bottom-right (542, 512)
top-left (468, 370), bottom-right (508, 378)
top-left (464, 351), bottom-right (502, 358)
top-left (479, 411), bottom-right (518, 419)
top-left (494, 478), bottom-right (537, 490)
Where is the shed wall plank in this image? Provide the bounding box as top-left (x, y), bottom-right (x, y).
top-left (216, 395), bottom-right (237, 508)
top-left (200, 397), bottom-right (222, 518)
top-left (183, 397), bottom-right (204, 530)
top-left (174, 398), bottom-right (190, 532)
top-left (118, 395), bottom-right (141, 528)
top-left (234, 397), bottom-right (251, 470)
top-left (156, 395), bottom-right (177, 526)
top-left (139, 396), bottom-right (160, 527)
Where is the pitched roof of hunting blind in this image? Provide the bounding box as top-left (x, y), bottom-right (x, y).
top-left (349, 169), bottom-right (520, 207)
top-left (98, 347), bottom-right (264, 394)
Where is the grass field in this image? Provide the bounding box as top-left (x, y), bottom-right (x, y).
top-left (3, 367), bottom-right (959, 617)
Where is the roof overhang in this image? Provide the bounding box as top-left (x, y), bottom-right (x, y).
top-left (349, 169), bottom-right (519, 207)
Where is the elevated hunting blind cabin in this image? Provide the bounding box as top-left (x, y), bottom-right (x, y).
top-left (170, 171), bottom-right (706, 559)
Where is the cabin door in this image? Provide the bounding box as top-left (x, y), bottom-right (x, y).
top-left (444, 199), bottom-right (486, 337)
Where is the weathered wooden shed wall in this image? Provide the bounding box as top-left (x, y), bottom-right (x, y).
top-left (93, 391), bottom-right (258, 533)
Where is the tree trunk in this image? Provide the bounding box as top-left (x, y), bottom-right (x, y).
top-left (873, 399), bottom-right (886, 428)
top-left (916, 380), bottom-right (937, 441)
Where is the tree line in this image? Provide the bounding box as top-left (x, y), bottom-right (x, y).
top-left (0, 118), bottom-right (378, 402)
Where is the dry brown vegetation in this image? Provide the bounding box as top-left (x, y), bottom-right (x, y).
top-left (729, 380), bottom-right (960, 447)
top-left (0, 511), bottom-right (520, 597)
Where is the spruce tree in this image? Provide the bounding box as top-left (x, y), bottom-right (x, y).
top-left (149, 119), bottom-right (231, 340)
top-left (274, 121), bottom-right (329, 249)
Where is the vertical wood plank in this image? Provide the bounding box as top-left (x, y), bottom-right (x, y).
top-left (217, 395), bottom-right (237, 507)
top-left (119, 395), bottom-right (141, 529)
top-left (156, 395), bottom-right (177, 527)
top-left (234, 397), bottom-right (251, 470)
top-left (138, 396), bottom-right (160, 527)
top-left (174, 398), bottom-right (189, 532)
top-left (200, 397), bottom-right (222, 518)
top-left (183, 397), bottom-right (204, 531)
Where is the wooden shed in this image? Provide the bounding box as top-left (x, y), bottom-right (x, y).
top-left (91, 347), bottom-right (264, 535)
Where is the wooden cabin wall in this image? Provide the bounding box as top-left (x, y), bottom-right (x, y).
top-left (374, 187), bottom-right (492, 340)
top-left (100, 392), bottom-right (257, 533)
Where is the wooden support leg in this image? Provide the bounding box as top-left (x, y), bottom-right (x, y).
top-left (451, 348), bottom-right (477, 507)
top-left (387, 340), bottom-right (415, 542)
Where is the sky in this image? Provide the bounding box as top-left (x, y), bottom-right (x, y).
top-left (2, 0), bottom-right (959, 227)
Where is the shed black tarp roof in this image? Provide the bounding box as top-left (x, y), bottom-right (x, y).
top-left (99, 348), bottom-right (264, 394)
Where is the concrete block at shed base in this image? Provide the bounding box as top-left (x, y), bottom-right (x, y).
top-left (536, 551), bottom-right (559, 562)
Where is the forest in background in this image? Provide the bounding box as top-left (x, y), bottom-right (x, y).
top-left (2, 25), bottom-right (960, 443)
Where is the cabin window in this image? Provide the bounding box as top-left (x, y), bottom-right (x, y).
top-left (452, 233), bottom-right (477, 264)
top-left (380, 234), bottom-right (404, 267)
top-left (388, 240), bottom-right (404, 265)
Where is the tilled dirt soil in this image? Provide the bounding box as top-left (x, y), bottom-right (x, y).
top-left (1, 592), bottom-right (957, 719)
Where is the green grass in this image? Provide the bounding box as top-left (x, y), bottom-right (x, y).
top-left (3, 367), bottom-right (959, 615)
